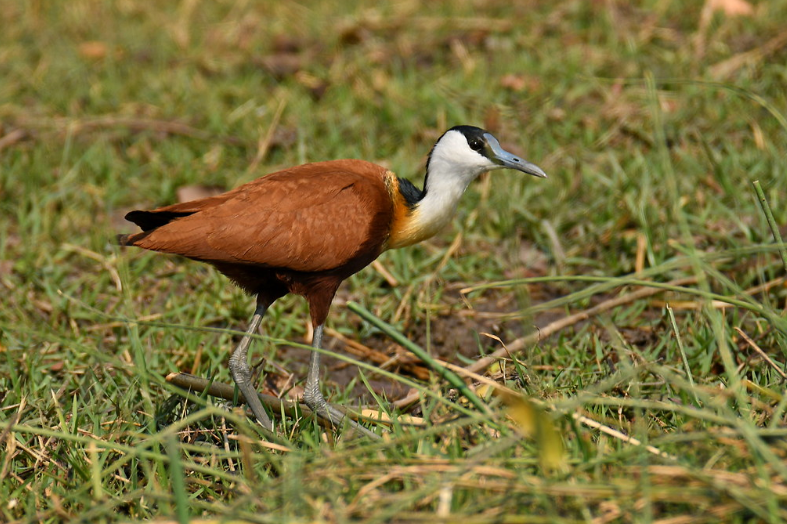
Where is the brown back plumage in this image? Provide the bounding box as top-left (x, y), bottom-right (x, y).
top-left (120, 160), bottom-right (395, 324)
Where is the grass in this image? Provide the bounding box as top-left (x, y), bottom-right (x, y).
top-left (2, 0), bottom-right (787, 522)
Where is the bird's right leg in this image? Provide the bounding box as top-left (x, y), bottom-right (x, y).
top-left (303, 324), bottom-right (378, 439)
top-left (228, 301), bottom-right (274, 431)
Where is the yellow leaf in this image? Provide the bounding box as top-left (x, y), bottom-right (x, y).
top-left (497, 391), bottom-right (565, 471)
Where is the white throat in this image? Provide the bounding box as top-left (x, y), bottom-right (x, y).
top-left (409, 130), bottom-right (498, 241)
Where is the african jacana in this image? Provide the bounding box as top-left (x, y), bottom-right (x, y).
top-left (119, 125), bottom-right (546, 434)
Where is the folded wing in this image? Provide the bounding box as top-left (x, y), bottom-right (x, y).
top-left (123, 160), bottom-right (394, 273)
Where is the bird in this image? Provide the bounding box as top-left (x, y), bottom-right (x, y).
top-left (118, 125), bottom-right (546, 434)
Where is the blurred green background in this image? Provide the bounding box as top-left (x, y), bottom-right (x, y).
top-left (2, 0), bottom-right (787, 522)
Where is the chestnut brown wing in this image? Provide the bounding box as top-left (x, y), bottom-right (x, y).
top-left (127, 161), bottom-right (394, 273)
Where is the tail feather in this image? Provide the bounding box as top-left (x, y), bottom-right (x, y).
top-left (125, 210), bottom-right (194, 231)
top-left (119, 192), bottom-right (230, 246)
top-left (118, 210), bottom-right (194, 247)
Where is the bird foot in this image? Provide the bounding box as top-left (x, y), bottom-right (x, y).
top-left (229, 363), bottom-right (274, 431)
top-left (304, 395), bottom-right (379, 440)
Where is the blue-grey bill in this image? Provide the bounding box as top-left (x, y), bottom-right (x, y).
top-left (485, 133), bottom-right (547, 178)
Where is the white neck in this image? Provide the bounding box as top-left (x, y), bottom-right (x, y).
top-left (413, 157), bottom-right (481, 239)
top-left (385, 129), bottom-right (499, 250)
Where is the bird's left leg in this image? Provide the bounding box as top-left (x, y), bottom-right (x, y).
top-left (228, 302), bottom-right (274, 431)
top-left (303, 324), bottom-right (378, 438)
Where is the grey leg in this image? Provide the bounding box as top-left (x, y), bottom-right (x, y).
top-left (228, 303), bottom-right (274, 431)
top-left (302, 324), bottom-right (378, 438)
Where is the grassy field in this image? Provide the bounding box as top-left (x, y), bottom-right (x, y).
top-left (2, 0), bottom-right (787, 522)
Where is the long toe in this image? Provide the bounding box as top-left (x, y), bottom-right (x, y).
top-left (239, 380), bottom-right (274, 431)
top-left (229, 362), bottom-right (274, 430)
top-left (304, 393), bottom-right (379, 439)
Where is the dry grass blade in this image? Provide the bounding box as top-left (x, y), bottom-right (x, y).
top-left (326, 327), bottom-right (430, 380)
top-left (735, 327), bottom-right (787, 379)
top-left (0, 129), bottom-right (28, 153)
top-left (710, 31), bottom-right (787, 80)
top-left (61, 243), bottom-right (122, 292)
top-left (371, 260), bottom-right (399, 287)
top-left (573, 413), bottom-right (675, 460)
top-left (246, 98), bottom-right (287, 175)
top-left (465, 276), bottom-right (698, 374)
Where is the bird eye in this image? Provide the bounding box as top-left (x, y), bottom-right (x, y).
top-left (469, 138), bottom-right (484, 151)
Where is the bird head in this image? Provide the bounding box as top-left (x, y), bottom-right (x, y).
top-left (426, 125), bottom-right (547, 187)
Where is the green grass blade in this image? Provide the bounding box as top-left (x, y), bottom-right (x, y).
top-left (348, 301), bottom-right (490, 416)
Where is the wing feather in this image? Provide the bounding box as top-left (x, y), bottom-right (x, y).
top-left (128, 161), bottom-right (393, 273)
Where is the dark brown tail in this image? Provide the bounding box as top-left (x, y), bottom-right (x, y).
top-left (117, 209), bottom-right (197, 246)
top-left (125, 210), bottom-right (194, 231)
top-left (116, 233), bottom-right (133, 246)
